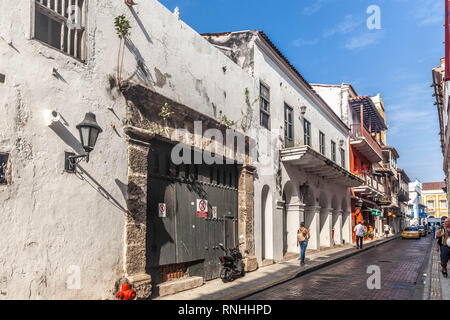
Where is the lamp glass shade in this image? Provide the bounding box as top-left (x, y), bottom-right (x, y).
top-left (76, 112), bottom-right (103, 153)
top-left (80, 127), bottom-right (90, 150)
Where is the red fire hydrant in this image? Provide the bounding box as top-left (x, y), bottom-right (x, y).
top-left (116, 284), bottom-right (136, 300)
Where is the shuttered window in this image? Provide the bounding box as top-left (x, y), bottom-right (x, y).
top-left (284, 104), bottom-right (294, 148)
top-left (0, 153), bottom-right (9, 185)
top-left (33, 0), bottom-right (87, 61)
top-left (304, 119), bottom-right (311, 147)
top-left (260, 83), bottom-right (270, 129)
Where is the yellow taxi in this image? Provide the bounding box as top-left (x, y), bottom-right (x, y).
top-left (402, 227), bottom-right (420, 239)
top-left (417, 226), bottom-right (426, 237)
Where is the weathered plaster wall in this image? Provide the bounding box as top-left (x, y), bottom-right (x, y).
top-left (0, 0), bottom-right (259, 299)
top-left (0, 0), bottom-right (133, 300)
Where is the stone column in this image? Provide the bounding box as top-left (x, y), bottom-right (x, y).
top-left (285, 203), bottom-right (305, 254)
top-left (124, 139), bottom-right (152, 299)
top-left (238, 164), bottom-right (258, 272)
top-left (320, 207), bottom-right (333, 248)
top-left (342, 211), bottom-right (352, 244)
top-left (273, 199), bottom-right (284, 262)
top-left (305, 206), bottom-right (321, 251)
top-left (333, 209), bottom-right (343, 246)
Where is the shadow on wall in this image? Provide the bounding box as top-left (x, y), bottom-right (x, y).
top-left (49, 120), bottom-right (85, 155)
top-left (124, 37), bottom-right (154, 87)
top-left (49, 119), bottom-right (128, 215)
top-left (128, 6), bottom-right (153, 44)
top-left (75, 165), bottom-right (129, 215)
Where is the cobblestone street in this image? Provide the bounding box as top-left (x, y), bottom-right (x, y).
top-left (245, 236), bottom-right (432, 300)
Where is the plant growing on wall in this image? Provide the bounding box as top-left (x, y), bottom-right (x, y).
top-left (149, 103), bottom-right (175, 135)
top-left (240, 87), bottom-right (259, 132)
top-left (218, 110), bottom-right (237, 129)
top-left (114, 15), bottom-right (132, 88)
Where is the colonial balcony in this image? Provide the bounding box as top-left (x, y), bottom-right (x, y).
top-left (348, 96), bottom-right (387, 164)
top-left (378, 194), bottom-right (399, 209)
top-left (350, 124), bottom-right (383, 163)
top-left (353, 171), bottom-right (383, 198)
top-left (398, 190), bottom-right (409, 202)
top-left (280, 145), bottom-right (364, 187)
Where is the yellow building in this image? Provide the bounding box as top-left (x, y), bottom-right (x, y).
top-left (371, 94), bottom-right (387, 146)
top-left (422, 182), bottom-right (448, 219)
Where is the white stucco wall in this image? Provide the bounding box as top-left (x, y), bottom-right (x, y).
top-left (251, 41), bottom-right (351, 261)
top-left (0, 0), bottom-right (258, 299)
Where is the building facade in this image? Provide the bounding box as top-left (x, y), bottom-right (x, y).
top-left (432, 2), bottom-right (450, 211)
top-left (408, 179), bottom-right (426, 225)
top-left (203, 31), bottom-right (362, 264)
top-left (1, 0), bottom-right (268, 299)
top-left (312, 84), bottom-right (407, 239)
top-left (422, 182), bottom-right (448, 220)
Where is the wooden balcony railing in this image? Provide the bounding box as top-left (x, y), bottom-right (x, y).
top-left (355, 170), bottom-right (384, 193)
top-left (350, 124), bottom-right (382, 158)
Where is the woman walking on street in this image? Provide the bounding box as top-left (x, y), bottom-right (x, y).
top-left (297, 222), bottom-right (310, 266)
top-left (436, 218), bottom-right (450, 278)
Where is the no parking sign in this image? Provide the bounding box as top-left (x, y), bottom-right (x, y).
top-left (196, 199), bottom-right (208, 218)
top-left (158, 203), bottom-right (166, 218)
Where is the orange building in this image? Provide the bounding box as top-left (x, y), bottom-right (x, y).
top-left (348, 96), bottom-right (387, 242)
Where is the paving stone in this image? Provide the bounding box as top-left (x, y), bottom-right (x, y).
top-left (245, 236), bottom-right (432, 300)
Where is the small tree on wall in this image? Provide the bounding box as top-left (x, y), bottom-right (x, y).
top-left (114, 15), bottom-right (132, 88)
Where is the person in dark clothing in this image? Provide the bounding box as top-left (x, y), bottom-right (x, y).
top-left (436, 218), bottom-right (450, 278)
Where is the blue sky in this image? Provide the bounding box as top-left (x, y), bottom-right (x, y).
top-left (159, 0), bottom-right (445, 182)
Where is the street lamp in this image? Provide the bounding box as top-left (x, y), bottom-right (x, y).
top-left (65, 112), bottom-right (103, 172)
top-left (300, 105), bottom-right (307, 117)
top-left (357, 198), bottom-right (363, 209)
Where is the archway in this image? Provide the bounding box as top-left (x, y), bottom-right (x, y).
top-left (261, 185), bottom-right (273, 260)
top-left (282, 182), bottom-right (298, 255)
top-left (303, 187), bottom-right (319, 250)
top-left (319, 192), bottom-right (331, 248)
top-left (341, 198), bottom-right (351, 244)
top-left (330, 195), bottom-right (340, 247)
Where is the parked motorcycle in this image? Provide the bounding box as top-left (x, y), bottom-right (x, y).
top-left (218, 242), bottom-right (246, 283)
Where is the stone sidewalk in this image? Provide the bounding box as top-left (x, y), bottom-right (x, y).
top-left (423, 239), bottom-right (450, 300)
top-left (156, 235), bottom-right (400, 300)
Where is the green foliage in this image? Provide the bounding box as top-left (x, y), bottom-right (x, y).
top-left (218, 110), bottom-right (237, 128)
top-left (114, 15), bottom-right (131, 39)
top-left (159, 103), bottom-right (174, 121)
top-left (241, 87), bottom-right (259, 132)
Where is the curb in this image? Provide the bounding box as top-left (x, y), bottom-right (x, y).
top-left (226, 235), bottom-right (401, 300)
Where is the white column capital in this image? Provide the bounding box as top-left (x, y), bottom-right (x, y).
top-left (320, 207), bottom-right (334, 214)
top-left (305, 205), bottom-right (321, 213)
top-left (286, 203), bottom-right (306, 212)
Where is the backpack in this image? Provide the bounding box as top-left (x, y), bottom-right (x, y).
top-left (437, 227), bottom-right (448, 246)
top-left (297, 228), bottom-right (308, 242)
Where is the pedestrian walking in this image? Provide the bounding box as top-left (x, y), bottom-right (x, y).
top-left (384, 224), bottom-right (390, 237)
top-left (297, 222), bottom-right (310, 266)
top-left (354, 221), bottom-right (366, 249)
top-left (436, 218), bottom-right (450, 278)
top-left (435, 222), bottom-right (441, 240)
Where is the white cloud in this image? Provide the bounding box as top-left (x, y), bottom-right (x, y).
top-left (292, 38), bottom-right (320, 47)
top-left (344, 32), bottom-right (381, 51)
top-left (302, 0), bottom-right (327, 16)
top-left (324, 14), bottom-right (364, 37)
top-left (413, 0), bottom-right (444, 26)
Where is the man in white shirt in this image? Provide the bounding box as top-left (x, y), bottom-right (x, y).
top-left (354, 221), bottom-right (366, 249)
top-left (384, 224), bottom-right (390, 237)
